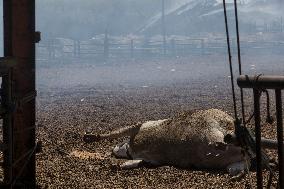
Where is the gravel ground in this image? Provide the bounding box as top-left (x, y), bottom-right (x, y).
top-left (5, 55), bottom-right (284, 188)
top-left (36, 83), bottom-right (280, 188)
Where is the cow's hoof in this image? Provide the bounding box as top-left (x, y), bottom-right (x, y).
top-left (83, 133), bottom-right (101, 143)
top-left (229, 171), bottom-right (245, 182)
top-left (109, 163), bottom-right (121, 171)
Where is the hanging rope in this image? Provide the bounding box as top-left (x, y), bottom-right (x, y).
top-left (233, 0), bottom-right (246, 126)
top-left (222, 0), bottom-right (238, 119)
top-left (223, 1), bottom-right (276, 187)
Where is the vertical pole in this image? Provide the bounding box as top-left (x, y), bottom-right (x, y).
top-left (78, 40), bottom-right (81, 58)
top-left (170, 38), bottom-right (175, 57)
top-left (47, 40), bottom-right (51, 61)
top-left (201, 39), bottom-right (205, 55)
top-left (2, 73), bottom-right (13, 185)
top-left (104, 30), bottom-right (109, 60)
top-left (73, 39), bottom-right (77, 57)
top-left (130, 39), bottom-right (134, 58)
top-left (253, 89), bottom-right (263, 189)
top-left (281, 16), bottom-right (283, 33)
top-left (3, 0), bottom-right (36, 187)
top-left (275, 89), bottom-right (284, 189)
top-left (162, 0), bottom-right (166, 56)
top-left (51, 38), bottom-right (55, 59)
top-left (3, 0), bottom-right (13, 184)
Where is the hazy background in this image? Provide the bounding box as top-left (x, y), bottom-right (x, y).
top-left (1, 0), bottom-right (283, 89)
top-left (36, 0), bottom-right (284, 39)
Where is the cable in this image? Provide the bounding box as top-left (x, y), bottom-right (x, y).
top-left (222, 0), bottom-right (238, 119)
top-left (11, 144), bottom-right (37, 187)
top-left (233, 0), bottom-right (246, 126)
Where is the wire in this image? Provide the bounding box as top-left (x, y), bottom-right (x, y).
top-left (222, 0), bottom-right (238, 119)
top-left (11, 144), bottom-right (37, 187)
top-left (244, 152), bottom-right (253, 188)
top-left (233, 0), bottom-right (246, 126)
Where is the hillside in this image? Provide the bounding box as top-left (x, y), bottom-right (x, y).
top-left (36, 0), bottom-right (284, 39)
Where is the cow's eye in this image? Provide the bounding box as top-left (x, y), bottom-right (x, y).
top-left (215, 142), bottom-right (227, 151)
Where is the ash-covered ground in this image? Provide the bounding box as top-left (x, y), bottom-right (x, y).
top-left (35, 54), bottom-right (282, 188)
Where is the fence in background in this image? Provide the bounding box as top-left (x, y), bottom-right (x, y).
top-left (36, 34), bottom-right (284, 64)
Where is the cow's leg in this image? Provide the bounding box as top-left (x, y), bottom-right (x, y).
top-left (120, 160), bottom-right (144, 169)
top-left (120, 159), bottom-right (161, 169)
top-left (226, 148), bottom-right (251, 180)
top-left (226, 161), bottom-right (247, 176)
top-left (112, 140), bottom-right (131, 159)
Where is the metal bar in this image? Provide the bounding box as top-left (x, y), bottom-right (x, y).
top-left (263, 90), bottom-right (273, 124)
top-left (162, 0), bottom-right (166, 55)
top-left (3, 0), bottom-right (36, 187)
top-left (233, 0), bottom-right (242, 75)
top-left (2, 73), bottom-right (13, 184)
top-left (222, 0), bottom-right (238, 119)
top-left (104, 30), bottom-right (109, 60)
top-left (275, 89), bottom-right (284, 189)
top-left (233, 0), bottom-right (246, 127)
top-left (130, 39), bottom-right (134, 58)
top-left (253, 89), bottom-right (263, 189)
top-left (238, 75), bottom-right (284, 89)
top-left (3, 0), bottom-right (13, 184)
top-left (224, 134), bottom-right (284, 150)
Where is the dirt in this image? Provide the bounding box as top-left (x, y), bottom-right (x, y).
top-left (35, 83), bottom-right (279, 188)
top-left (3, 54), bottom-right (284, 188)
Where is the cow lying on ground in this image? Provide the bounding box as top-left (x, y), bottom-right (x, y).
top-left (84, 109), bottom-right (250, 176)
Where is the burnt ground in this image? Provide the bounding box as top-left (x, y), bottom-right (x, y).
top-left (10, 54), bottom-right (284, 188)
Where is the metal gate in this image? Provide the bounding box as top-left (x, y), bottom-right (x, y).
top-left (238, 75), bottom-right (284, 189)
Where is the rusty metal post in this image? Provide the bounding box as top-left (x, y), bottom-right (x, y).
top-left (275, 89), bottom-right (284, 188)
top-left (3, 0), bottom-right (13, 185)
top-left (3, 0), bottom-right (36, 187)
top-left (253, 89), bottom-right (263, 189)
top-left (2, 70), bottom-right (13, 185)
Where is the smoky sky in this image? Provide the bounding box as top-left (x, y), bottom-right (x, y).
top-left (35, 0), bottom-right (284, 40)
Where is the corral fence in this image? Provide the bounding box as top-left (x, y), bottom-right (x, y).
top-left (36, 34), bottom-right (284, 64)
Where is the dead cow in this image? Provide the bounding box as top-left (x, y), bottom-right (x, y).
top-left (84, 109), bottom-right (249, 176)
